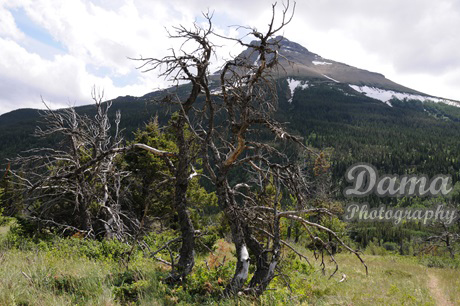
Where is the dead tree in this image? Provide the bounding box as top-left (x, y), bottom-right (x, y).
top-left (134, 0), bottom-right (367, 295)
top-left (423, 222), bottom-right (459, 259)
top-left (192, 2), bottom-right (304, 295)
top-left (192, 2), bottom-right (367, 296)
top-left (238, 161), bottom-right (367, 295)
top-left (9, 90), bottom-right (179, 240)
top-left (9, 91), bottom-right (132, 239)
top-left (133, 18), bottom-right (214, 283)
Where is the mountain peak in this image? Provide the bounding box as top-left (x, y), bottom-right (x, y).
top-left (247, 35), bottom-right (312, 55)
top-left (240, 36), bottom-right (424, 95)
top-left (275, 36), bottom-right (311, 55)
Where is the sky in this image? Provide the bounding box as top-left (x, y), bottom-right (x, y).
top-left (1, 0), bottom-right (459, 115)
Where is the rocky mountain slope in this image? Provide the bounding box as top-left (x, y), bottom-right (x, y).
top-left (241, 36), bottom-right (460, 108)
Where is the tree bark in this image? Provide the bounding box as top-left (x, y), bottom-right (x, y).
top-left (245, 215), bottom-right (281, 295)
top-left (225, 217), bottom-right (249, 296)
top-left (446, 234), bottom-right (455, 259)
top-left (214, 177), bottom-right (250, 295)
top-left (245, 228), bottom-right (270, 291)
top-left (167, 113), bottom-right (196, 284)
top-left (168, 178), bottom-right (196, 283)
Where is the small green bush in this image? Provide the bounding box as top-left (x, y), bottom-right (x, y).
top-left (0, 208), bottom-right (13, 227)
top-left (382, 242), bottom-right (399, 252)
top-left (195, 232), bottom-right (218, 255)
top-left (110, 270), bottom-right (150, 303)
top-left (419, 256), bottom-right (460, 269)
top-left (365, 239), bottom-right (388, 255)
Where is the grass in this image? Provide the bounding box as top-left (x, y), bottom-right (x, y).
top-left (430, 268), bottom-right (460, 305)
top-left (297, 254), bottom-right (434, 305)
top-left (0, 249), bottom-right (114, 305)
top-left (0, 225), bottom-right (458, 305)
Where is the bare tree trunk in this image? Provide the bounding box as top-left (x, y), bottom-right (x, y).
top-left (168, 168), bottom-right (195, 283)
top-left (166, 114), bottom-right (196, 284)
top-left (78, 202), bottom-right (91, 232)
top-left (248, 238), bottom-right (280, 295)
top-left (245, 228), bottom-right (270, 291)
top-left (76, 180), bottom-right (91, 233)
top-left (212, 177), bottom-right (250, 295)
top-left (287, 219), bottom-right (293, 240)
top-left (225, 214), bottom-right (249, 296)
top-left (446, 233), bottom-right (455, 259)
top-left (246, 179), bottom-right (282, 296)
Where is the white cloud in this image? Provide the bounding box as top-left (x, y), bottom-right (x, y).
top-left (0, 6), bottom-right (24, 40)
top-left (0, 0), bottom-right (189, 114)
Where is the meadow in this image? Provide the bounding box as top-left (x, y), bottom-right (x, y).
top-left (0, 219), bottom-right (458, 305)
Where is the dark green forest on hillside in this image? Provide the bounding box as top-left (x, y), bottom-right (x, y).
top-left (4, 79), bottom-right (460, 186)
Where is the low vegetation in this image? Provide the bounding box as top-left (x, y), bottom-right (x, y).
top-left (0, 220), bottom-right (458, 305)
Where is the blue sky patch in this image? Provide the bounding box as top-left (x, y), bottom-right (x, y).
top-left (10, 7), bottom-right (67, 54)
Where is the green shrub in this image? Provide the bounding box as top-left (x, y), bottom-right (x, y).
top-left (110, 270), bottom-right (150, 303)
top-left (419, 256), bottom-right (460, 269)
top-left (382, 242), bottom-right (399, 252)
top-left (1, 222), bottom-right (141, 264)
top-left (1, 222), bottom-right (37, 250)
top-left (195, 232), bottom-right (218, 255)
top-left (0, 208), bottom-right (13, 227)
top-left (365, 239), bottom-right (388, 255)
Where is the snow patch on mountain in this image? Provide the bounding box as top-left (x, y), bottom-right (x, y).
top-left (425, 96), bottom-right (460, 108)
top-left (287, 78), bottom-right (309, 103)
top-left (313, 61), bottom-right (332, 65)
top-left (323, 75), bottom-right (340, 83)
top-left (253, 54), bottom-right (260, 66)
top-left (210, 87), bottom-right (222, 95)
top-left (282, 45), bottom-right (300, 53)
top-left (349, 85), bottom-right (460, 108)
